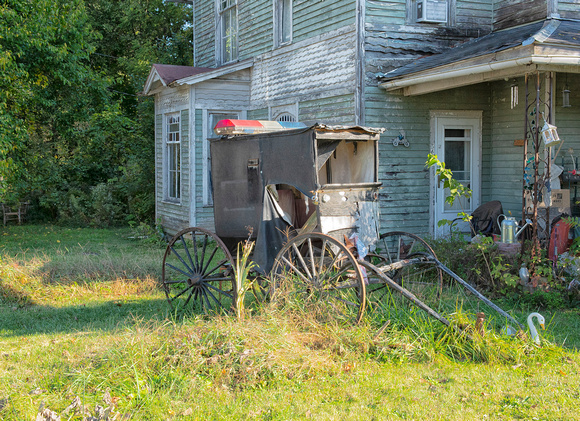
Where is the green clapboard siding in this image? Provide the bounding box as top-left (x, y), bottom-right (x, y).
top-left (156, 109), bottom-right (192, 236)
top-left (559, 0), bottom-right (580, 19)
top-left (194, 109), bottom-right (215, 232)
top-left (366, 0), bottom-right (406, 26)
top-left (239, 0), bottom-right (274, 60)
top-left (488, 78), bottom-right (530, 218)
top-left (365, 84), bottom-right (492, 236)
top-left (293, 0), bottom-right (356, 43)
top-left (248, 108), bottom-right (269, 120)
top-left (194, 0), bottom-right (216, 67)
top-left (299, 94), bottom-right (356, 126)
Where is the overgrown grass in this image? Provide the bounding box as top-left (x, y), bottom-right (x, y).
top-left (1, 225), bottom-right (580, 419)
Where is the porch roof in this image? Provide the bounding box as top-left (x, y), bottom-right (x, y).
top-left (378, 19), bottom-right (580, 96)
top-left (142, 64), bottom-right (213, 95)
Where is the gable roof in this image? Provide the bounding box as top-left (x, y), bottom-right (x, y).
top-left (142, 60), bottom-right (254, 95)
top-left (378, 19), bottom-right (580, 96)
top-left (153, 64), bottom-right (213, 85)
top-left (142, 64), bottom-right (214, 95)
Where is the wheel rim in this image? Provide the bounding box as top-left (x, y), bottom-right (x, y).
top-left (270, 233), bottom-right (366, 324)
top-left (162, 227), bottom-right (235, 314)
top-left (375, 231), bottom-right (443, 300)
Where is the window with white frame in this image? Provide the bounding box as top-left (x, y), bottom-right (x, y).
top-left (165, 113), bottom-right (181, 202)
top-left (204, 111), bottom-right (240, 205)
top-left (218, 0), bottom-right (238, 64)
top-left (274, 0), bottom-right (292, 47)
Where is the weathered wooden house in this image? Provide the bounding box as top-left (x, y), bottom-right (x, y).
top-left (143, 0), bottom-right (580, 238)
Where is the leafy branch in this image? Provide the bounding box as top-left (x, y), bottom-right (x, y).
top-left (426, 154), bottom-right (473, 228)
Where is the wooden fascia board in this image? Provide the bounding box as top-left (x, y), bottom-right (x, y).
top-left (402, 65), bottom-right (538, 96)
top-left (382, 43), bottom-right (580, 96)
top-left (142, 68), bottom-right (166, 96)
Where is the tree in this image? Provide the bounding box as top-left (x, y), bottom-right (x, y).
top-left (0, 0), bottom-right (192, 225)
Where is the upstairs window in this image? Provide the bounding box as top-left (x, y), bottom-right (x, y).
top-left (165, 113), bottom-right (181, 202)
top-left (218, 0), bottom-right (238, 64)
top-left (274, 0), bottom-right (292, 47)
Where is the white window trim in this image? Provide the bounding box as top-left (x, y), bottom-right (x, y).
top-left (202, 109), bottom-right (246, 206)
top-left (163, 112), bottom-right (182, 204)
top-left (216, 0), bottom-right (239, 65)
top-left (273, 0), bottom-right (292, 48)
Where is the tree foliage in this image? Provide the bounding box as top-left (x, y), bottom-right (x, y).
top-left (0, 0), bottom-right (192, 225)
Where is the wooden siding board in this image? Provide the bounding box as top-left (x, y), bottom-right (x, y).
top-left (193, 109), bottom-right (216, 232)
top-left (194, 0), bottom-right (215, 67)
top-left (293, 0), bottom-right (355, 42)
top-left (247, 108), bottom-right (269, 120)
top-left (559, 0), bottom-right (580, 19)
top-left (299, 94), bottom-right (356, 126)
top-left (487, 79), bottom-right (527, 217)
top-left (251, 28), bottom-right (357, 108)
top-left (493, 0), bottom-right (547, 30)
top-left (239, 0), bottom-right (274, 59)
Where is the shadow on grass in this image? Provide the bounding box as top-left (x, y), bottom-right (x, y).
top-left (0, 298), bottom-right (180, 337)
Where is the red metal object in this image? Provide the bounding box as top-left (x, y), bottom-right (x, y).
top-left (549, 219), bottom-right (572, 262)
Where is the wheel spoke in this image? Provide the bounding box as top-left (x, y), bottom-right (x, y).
top-left (192, 232), bottom-right (199, 270)
top-left (291, 242), bottom-right (312, 279)
top-left (206, 282), bottom-right (234, 299)
top-left (165, 262), bottom-right (193, 279)
top-left (204, 284), bottom-right (224, 308)
top-left (200, 234), bottom-right (209, 268)
top-left (183, 286), bottom-right (196, 307)
top-left (202, 275), bottom-right (234, 283)
top-left (168, 247), bottom-right (194, 275)
top-left (316, 249), bottom-right (343, 284)
top-left (164, 278), bottom-right (190, 285)
top-left (181, 234), bottom-right (197, 273)
top-left (203, 258), bottom-right (230, 278)
top-left (169, 283), bottom-right (195, 302)
top-left (319, 239), bottom-right (328, 269)
top-left (279, 255), bottom-right (311, 285)
top-left (200, 287), bottom-right (213, 310)
top-left (200, 246), bottom-right (219, 275)
top-left (307, 238), bottom-right (317, 278)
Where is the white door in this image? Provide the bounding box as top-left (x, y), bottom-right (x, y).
top-left (432, 113), bottom-right (481, 237)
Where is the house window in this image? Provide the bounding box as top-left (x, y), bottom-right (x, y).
top-left (274, 0), bottom-right (292, 47)
top-left (204, 111), bottom-right (240, 205)
top-left (218, 0), bottom-right (238, 64)
top-left (165, 113), bottom-right (181, 202)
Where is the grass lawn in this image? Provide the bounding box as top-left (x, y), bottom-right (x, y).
top-left (1, 225), bottom-right (579, 420)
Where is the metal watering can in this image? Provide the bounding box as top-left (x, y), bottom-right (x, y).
top-left (497, 215), bottom-right (532, 244)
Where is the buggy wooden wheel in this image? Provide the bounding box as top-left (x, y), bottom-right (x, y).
top-left (162, 227), bottom-right (236, 314)
top-left (270, 233), bottom-right (366, 323)
top-left (375, 231), bottom-right (443, 298)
